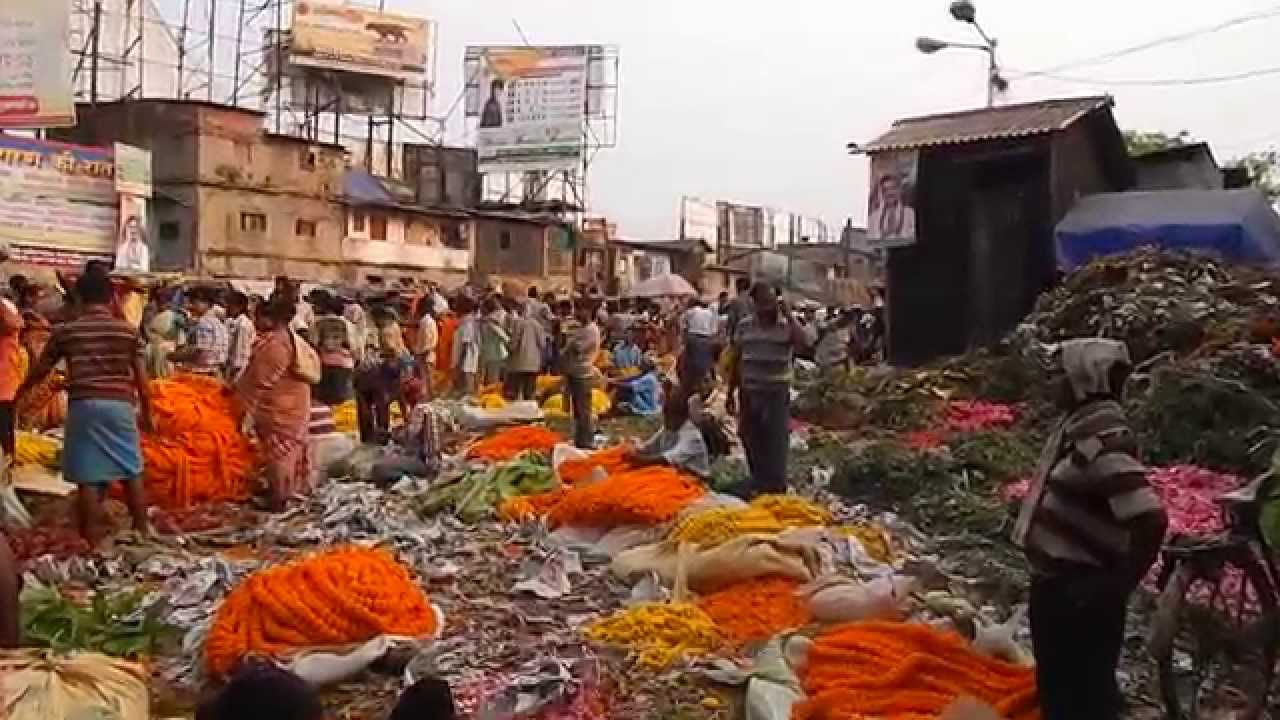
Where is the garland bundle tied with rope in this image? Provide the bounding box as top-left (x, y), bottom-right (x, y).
top-left (466, 425), bottom-right (562, 463)
top-left (794, 621), bottom-right (1040, 720)
top-left (696, 576), bottom-right (810, 646)
top-left (546, 466), bottom-right (705, 529)
top-left (583, 602), bottom-right (721, 670)
top-left (141, 374), bottom-right (257, 509)
top-left (204, 546), bottom-right (438, 676)
top-left (669, 495), bottom-right (834, 549)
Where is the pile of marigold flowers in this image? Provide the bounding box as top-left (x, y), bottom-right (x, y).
top-left (557, 445), bottom-right (632, 484)
top-left (670, 495), bottom-right (832, 548)
top-left (142, 374), bottom-right (257, 509)
top-left (204, 546), bottom-right (438, 676)
top-left (794, 621), bottom-right (1039, 720)
top-left (466, 425), bottom-right (562, 462)
top-left (697, 576), bottom-right (810, 646)
top-left (546, 466), bottom-right (705, 528)
top-left (584, 602), bottom-right (720, 669)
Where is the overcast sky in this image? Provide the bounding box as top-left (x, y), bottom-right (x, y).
top-left (404, 0), bottom-right (1280, 239)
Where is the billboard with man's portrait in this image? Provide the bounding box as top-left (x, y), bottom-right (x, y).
top-left (866, 149), bottom-right (918, 249)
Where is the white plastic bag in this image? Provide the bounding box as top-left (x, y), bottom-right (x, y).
top-left (800, 574), bottom-right (915, 623)
top-left (0, 456), bottom-right (32, 528)
top-left (288, 636), bottom-right (394, 688)
top-left (971, 605), bottom-right (1033, 666)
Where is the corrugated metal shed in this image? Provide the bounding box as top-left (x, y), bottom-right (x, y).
top-left (860, 96), bottom-right (1113, 153)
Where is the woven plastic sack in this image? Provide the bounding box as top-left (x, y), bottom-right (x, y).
top-left (0, 650), bottom-right (148, 720)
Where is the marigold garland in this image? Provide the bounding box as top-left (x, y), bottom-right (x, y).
top-left (332, 400), bottom-right (357, 434)
top-left (583, 602), bottom-right (720, 669)
top-left (834, 523), bottom-right (895, 564)
top-left (466, 425), bottom-right (562, 462)
top-left (557, 445), bottom-right (632, 485)
top-left (546, 467), bottom-right (705, 529)
top-left (696, 576), bottom-right (810, 646)
top-left (497, 488), bottom-right (569, 522)
top-left (141, 374), bottom-right (257, 509)
top-left (793, 621), bottom-right (1040, 720)
top-left (669, 495), bottom-right (833, 548)
top-left (204, 546), bottom-right (437, 676)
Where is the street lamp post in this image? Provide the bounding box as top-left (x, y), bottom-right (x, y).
top-left (916, 0), bottom-right (1007, 107)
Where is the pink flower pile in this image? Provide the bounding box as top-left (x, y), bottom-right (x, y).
top-left (1146, 465), bottom-right (1244, 538)
top-left (904, 430), bottom-right (946, 450)
top-left (944, 401), bottom-right (1017, 433)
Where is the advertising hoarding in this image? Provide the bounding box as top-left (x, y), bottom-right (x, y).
top-left (114, 142), bottom-right (152, 198)
top-left (466, 45), bottom-right (590, 172)
top-left (0, 0), bottom-right (76, 128)
top-left (0, 135), bottom-right (117, 260)
top-left (680, 196), bottom-right (718, 244)
top-left (290, 0), bottom-right (431, 81)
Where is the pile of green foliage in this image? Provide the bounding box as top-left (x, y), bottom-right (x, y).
top-left (21, 582), bottom-right (178, 657)
top-left (418, 451), bottom-right (557, 522)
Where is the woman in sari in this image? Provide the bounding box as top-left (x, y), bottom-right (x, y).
top-left (14, 284), bottom-right (65, 430)
top-left (145, 287), bottom-right (184, 378)
top-left (236, 299), bottom-right (312, 512)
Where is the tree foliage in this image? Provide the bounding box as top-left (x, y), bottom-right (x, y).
top-left (1123, 130), bottom-right (1193, 156)
top-left (1227, 150), bottom-right (1280, 203)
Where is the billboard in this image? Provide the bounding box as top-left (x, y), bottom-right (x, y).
top-left (0, 0), bottom-right (76, 128)
top-left (867, 149), bottom-right (918, 249)
top-left (680, 196), bottom-right (718, 244)
top-left (0, 135), bottom-right (117, 260)
top-left (465, 45), bottom-right (591, 172)
top-left (114, 142), bottom-right (152, 198)
top-left (290, 0), bottom-right (431, 81)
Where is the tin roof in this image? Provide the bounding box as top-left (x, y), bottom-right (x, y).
top-left (859, 96), bottom-right (1113, 154)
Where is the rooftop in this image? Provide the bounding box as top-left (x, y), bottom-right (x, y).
top-left (856, 96), bottom-right (1113, 154)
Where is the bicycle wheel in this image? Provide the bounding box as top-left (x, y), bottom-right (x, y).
top-left (1152, 549), bottom-right (1279, 720)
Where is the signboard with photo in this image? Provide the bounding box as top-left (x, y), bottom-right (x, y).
top-left (290, 0), bottom-right (431, 81)
top-left (465, 45), bottom-right (591, 172)
top-left (866, 149), bottom-right (918, 249)
top-left (0, 0), bottom-right (76, 128)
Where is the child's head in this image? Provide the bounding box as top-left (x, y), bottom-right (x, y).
top-left (388, 676), bottom-right (456, 720)
top-left (195, 661), bottom-right (322, 720)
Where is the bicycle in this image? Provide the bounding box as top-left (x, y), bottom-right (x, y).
top-left (1149, 471), bottom-right (1280, 720)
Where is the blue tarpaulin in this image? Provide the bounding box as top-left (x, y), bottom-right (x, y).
top-left (1055, 189), bottom-right (1280, 270)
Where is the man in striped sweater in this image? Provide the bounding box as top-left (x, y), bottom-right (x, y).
top-left (1013, 338), bottom-right (1167, 720)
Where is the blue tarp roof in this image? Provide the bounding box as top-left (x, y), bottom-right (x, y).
top-left (342, 169), bottom-right (398, 206)
top-left (1055, 189), bottom-right (1280, 270)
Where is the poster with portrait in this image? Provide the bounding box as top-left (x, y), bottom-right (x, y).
top-left (866, 149), bottom-right (918, 248)
top-left (465, 45), bottom-right (590, 172)
top-left (114, 194), bottom-right (150, 273)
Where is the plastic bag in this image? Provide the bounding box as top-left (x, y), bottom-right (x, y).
top-left (328, 444), bottom-right (389, 482)
top-left (799, 574), bottom-right (915, 623)
top-left (972, 606), bottom-right (1033, 666)
top-left (0, 649), bottom-right (148, 720)
top-left (288, 636), bottom-right (394, 688)
top-left (701, 635), bottom-right (812, 720)
top-left (455, 402), bottom-right (544, 431)
top-left (0, 457), bottom-right (32, 528)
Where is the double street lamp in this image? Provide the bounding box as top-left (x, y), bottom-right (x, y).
top-left (916, 0), bottom-right (1008, 107)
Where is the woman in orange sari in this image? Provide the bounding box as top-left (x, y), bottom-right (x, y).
top-left (434, 308), bottom-right (457, 393)
top-left (15, 289), bottom-right (65, 431)
top-left (236, 299), bottom-right (312, 511)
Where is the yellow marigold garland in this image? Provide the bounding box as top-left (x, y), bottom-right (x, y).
top-left (584, 603), bottom-right (721, 669)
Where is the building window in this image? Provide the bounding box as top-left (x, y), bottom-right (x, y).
top-left (240, 212), bottom-right (267, 233)
top-left (352, 212), bottom-right (366, 233)
top-left (300, 150), bottom-right (317, 171)
top-left (370, 214), bottom-right (387, 241)
top-left (367, 275), bottom-right (384, 286)
top-left (499, 230), bottom-right (512, 250)
top-left (295, 219), bottom-right (316, 237)
top-left (159, 222), bottom-right (179, 241)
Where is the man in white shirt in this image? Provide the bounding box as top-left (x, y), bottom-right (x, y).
top-left (679, 297), bottom-right (718, 396)
top-left (416, 306), bottom-right (439, 399)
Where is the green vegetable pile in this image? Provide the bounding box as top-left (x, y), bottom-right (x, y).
top-left (418, 451), bottom-right (558, 522)
top-left (21, 582), bottom-right (178, 657)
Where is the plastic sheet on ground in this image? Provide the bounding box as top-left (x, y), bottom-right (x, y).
top-left (456, 401), bottom-right (545, 430)
top-left (699, 635), bottom-right (812, 720)
top-left (612, 534), bottom-right (823, 594)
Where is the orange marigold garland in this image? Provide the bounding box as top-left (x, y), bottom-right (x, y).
top-left (794, 621), bottom-right (1039, 720)
top-left (557, 445), bottom-right (632, 485)
top-left (141, 374), bottom-right (257, 509)
top-left (546, 466), bottom-right (705, 528)
top-left (466, 425), bottom-right (562, 462)
top-left (497, 488), bottom-right (570, 522)
top-left (204, 546), bottom-right (437, 676)
top-left (697, 576), bottom-right (810, 646)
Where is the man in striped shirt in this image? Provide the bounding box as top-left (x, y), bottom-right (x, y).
top-left (1013, 338), bottom-right (1167, 720)
top-left (18, 269), bottom-right (154, 545)
top-left (726, 283), bottom-right (806, 497)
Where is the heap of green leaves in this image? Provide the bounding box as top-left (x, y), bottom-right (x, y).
top-left (21, 582), bottom-right (178, 657)
top-left (419, 451), bottom-right (557, 522)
